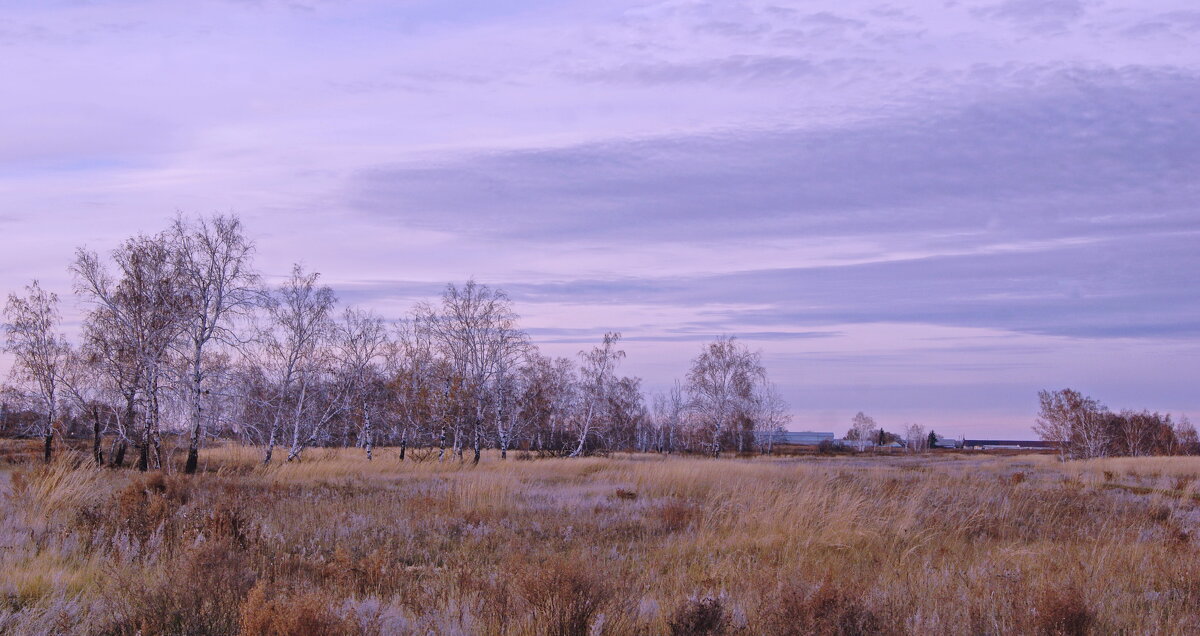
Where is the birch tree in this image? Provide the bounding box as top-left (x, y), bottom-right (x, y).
top-left (59, 347), bottom-right (109, 465)
top-left (2, 281), bottom-right (69, 463)
top-left (686, 336), bottom-right (765, 458)
top-left (1034, 388), bottom-right (1108, 460)
top-left (256, 264), bottom-right (338, 463)
top-left (849, 412), bottom-right (876, 452)
top-left (171, 214), bottom-right (259, 474)
top-left (81, 300), bottom-right (143, 467)
top-left (520, 353), bottom-right (576, 455)
top-left (650, 382), bottom-right (686, 453)
top-left (416, 280), bottom-right (526, 464)
top-left (390, 316), bottom-right (442, 460)
top-left (904, 423), bottom-right (927, 452)
top-left (336, 307), bottom-right (389, 460)
top-left (73, 234), bottom-right (191, 470)
top-left (751, 383), bottom-right (790, 455)
top-left (571, 332), bottom-right (625, 457)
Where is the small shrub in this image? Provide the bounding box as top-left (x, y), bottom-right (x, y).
top-left (658, 500), bottom-right (697, 533)
top-left (1102, 471), bottom-right (1115, 482)
top-left (114, 472), bottom-right (192, 545)
top-left (1148, 505), bottom-right (1171, 523)
top-left (107, 538), bottom-right (256, 635)
top-left (1034, 587), bottom-right (1094, 636)
top-left (238, 583), bottom-right (357, 636)
top-left (1010, 472), bottom-right (1027, 485)
top-left (669, 596), bottom-right (729, 635)
top-left (761, 580), bottom-right (882, 636)
top-left (518, 557), bottom-right (611, 636)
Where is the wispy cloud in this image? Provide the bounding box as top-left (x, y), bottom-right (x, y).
top-left (348, 67), bottom-right (1200, 246)
top-left (972, 0), bottom-right (1088, 33)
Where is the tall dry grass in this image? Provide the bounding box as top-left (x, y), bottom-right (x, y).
top-left (0, 446), bottom-right (1198, 634)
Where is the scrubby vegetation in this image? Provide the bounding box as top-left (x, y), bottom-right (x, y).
top-left (2, 442), bottom-right (1199, 634)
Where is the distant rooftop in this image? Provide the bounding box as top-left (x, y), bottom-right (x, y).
top-left (758, 431), bottom-right (835, 445)
top-left (964, 440), bottom-right (1055, 449)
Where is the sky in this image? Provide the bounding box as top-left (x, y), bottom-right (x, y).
top-left (1, 0), bottom-right (1198, 438)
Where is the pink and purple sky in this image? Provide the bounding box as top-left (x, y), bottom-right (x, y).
top-left (2, 0), bottom-right (1198, 438)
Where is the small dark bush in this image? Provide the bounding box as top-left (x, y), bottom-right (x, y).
top-left (669, 596), bottom-right (729, 635)
top-left (1148, 505), bottom-right (1171, 523)
top-left (1035, 587), bottom-right (1094, 636)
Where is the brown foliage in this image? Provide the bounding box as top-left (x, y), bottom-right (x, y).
top-left (1034, 587), bottom-right (1094, 636)
top-left (113, 471), bottom-right (192, 545)
top-left (657, 498), bottom-right (698, 532)
top-left (106, 539), bottom-right (256, 635)
top-left (238, 583), bottom-right (357, 636)
top-left (517, 557), bottom-right (612, 636)
top-left (761, 580), bottom-right (883, 636)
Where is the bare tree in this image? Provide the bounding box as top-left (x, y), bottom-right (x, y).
top-left (606, 375), bottom-right (647, 452)
top-left (255, 264), bottom-right (338, 463)
top-left (492, 354), bottom-right (524, 459)
top-left (904, 423), bottom-right (927, 452)
top-left (390, 315), bottom-right (443, 460)
top-left (336, 307), bottom-right (389, 460)
top-left (686, 336), bottom-right (765, 458)
top-left (58, 347), bottom-right (110, 465)
top-left (849, 412), bottom-right (876, 452)
top-left (655, 382), bottom-right (686, 454)
top-left (416, 280), bottom-right (526, 464)
top-left (1034, 388), bottom-right (1108, 460)
top-left (571, 332), bottom-right (625, 457)
top-left (81, 300), bottom-right (143, 467)
top-left (171, 214), bottom-right (259, 474)
top-left (3, 281), bottom-right (69, 463)
top-left (74, 234), bottom-right (192, 470)
top-left (520, 353), bottom-right (576, 456)
top-left (751, 383), bottom-right (790, 455)
top-left (1176, 416), bottom-right (1199, 455)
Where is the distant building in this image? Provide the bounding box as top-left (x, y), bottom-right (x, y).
top-left (963, 440), bottom-right (1055, 450)
top-left (758, 431), bottom-right (836, 445)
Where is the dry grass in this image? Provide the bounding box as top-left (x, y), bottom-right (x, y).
top-left (0, 444), bottom-right (1198, 634)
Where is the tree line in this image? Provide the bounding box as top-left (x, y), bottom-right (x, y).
top-left (1034, 388), bottom-right (1198, 460)
top-left (1, 214), bottom-right (790, 471)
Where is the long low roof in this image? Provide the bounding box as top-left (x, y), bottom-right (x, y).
top-left (759, 431), bottom-right (836, 443)
top-left (963, 440), bottom-right (1055, 448)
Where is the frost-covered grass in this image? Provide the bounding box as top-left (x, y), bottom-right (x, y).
top-left (1, 444), bottom-right (1199, 634)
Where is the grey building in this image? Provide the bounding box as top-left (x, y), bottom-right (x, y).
top-left (758, 431), bottom-right (836, 445)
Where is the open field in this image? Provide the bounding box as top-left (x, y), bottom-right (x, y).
top-left (2, 444), bottom-right (1199, 635)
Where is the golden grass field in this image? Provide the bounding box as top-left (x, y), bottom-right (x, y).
top-left (1, 442), bottom-right (1199, 635)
